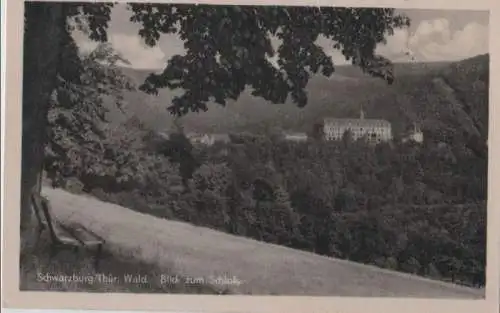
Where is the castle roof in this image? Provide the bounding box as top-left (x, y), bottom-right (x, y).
top-left (324, 118), bottom-right (391, 128)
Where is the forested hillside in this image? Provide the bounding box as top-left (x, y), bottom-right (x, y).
top-left (44, 54), bottom-right (489, 288)
top-left (103, 61), bottom-right (450, 135)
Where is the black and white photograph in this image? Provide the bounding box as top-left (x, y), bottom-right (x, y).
top-left (3, 0), bottom-right (497, 310)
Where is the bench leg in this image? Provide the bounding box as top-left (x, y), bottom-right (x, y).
top-left (94, 244), bottom-right (103, 271)
top-left (72, 245), bottom-right (81, 261)
top-left (34, 226), bottom-right (45, 251)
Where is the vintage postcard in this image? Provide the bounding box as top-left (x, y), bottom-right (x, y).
top-left (1, 0), bottom-right (499, 312)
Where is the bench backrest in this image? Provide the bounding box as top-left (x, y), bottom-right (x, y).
top-left (31, 193), bottom-right (58, 242)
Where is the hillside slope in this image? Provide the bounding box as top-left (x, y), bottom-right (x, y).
top-left (103, 60), bottom-right (455, 135)
top-left (42, 187), bottom-right (484, 298)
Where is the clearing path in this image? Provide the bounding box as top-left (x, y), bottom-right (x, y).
top-left (42, 187), bottom-right (484, 298)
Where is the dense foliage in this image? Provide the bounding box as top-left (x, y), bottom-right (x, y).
top-left (44, 43), bottom-right (135, 190)
top-left (66, 124), bottom-right (485, 288)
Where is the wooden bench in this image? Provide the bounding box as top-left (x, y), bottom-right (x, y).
top-left (31, 193), bottom-right (105, 271)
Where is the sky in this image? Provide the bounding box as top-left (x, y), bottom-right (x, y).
top-left (74, 5), bottom-right (490, 70)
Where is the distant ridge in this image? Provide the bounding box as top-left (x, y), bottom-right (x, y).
top-left (102, 55), bottom-right (486, 140)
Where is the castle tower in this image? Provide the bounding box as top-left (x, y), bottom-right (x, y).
top-left (410, 122), bottom-right (424, 143)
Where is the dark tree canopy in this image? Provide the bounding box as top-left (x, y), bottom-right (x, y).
top-left (65, 3), bottom-right (410, 115)
top-left (130, 5), bottom-right (409, 114)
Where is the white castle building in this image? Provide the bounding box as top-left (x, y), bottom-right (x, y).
top-left (284, 132), bottom-right (308, 142)
top-left (186, 133), bottom-right (230, 146)
top-left (323, 109), bottom-right (392, 143)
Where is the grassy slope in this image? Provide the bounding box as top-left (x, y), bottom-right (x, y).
top-left (34, 187), bottom-right (484, 298)
top-left (20, 240), bottom-right (222, 294)
top-left (20, 192), bottom-right (222, 294)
